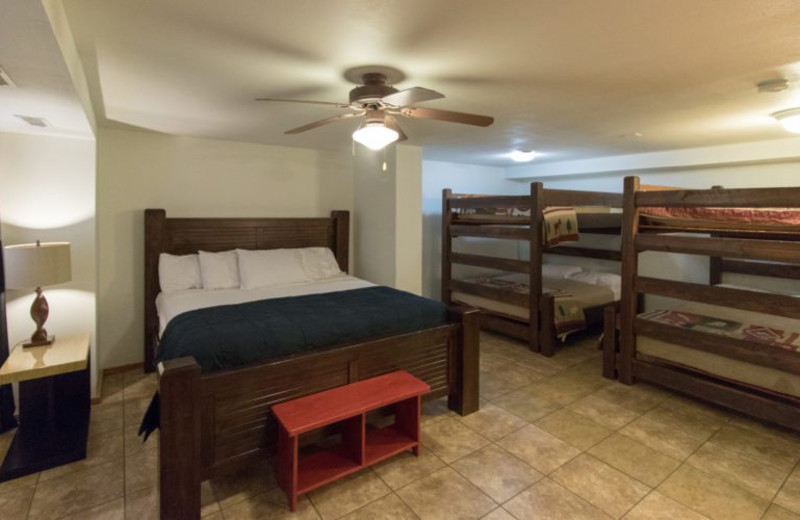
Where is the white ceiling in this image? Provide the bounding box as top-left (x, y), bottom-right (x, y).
top-left (47, 0), bottom-right (800, 164)
top-left (0, 0), bottom-right (92, 138)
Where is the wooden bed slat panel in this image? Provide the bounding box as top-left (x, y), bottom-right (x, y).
top-left (545, 245), bottom-right (622, 262)
top-left (722, 259), bottom-right (800, 280)
top-left (449, 224), bottom-right (530, 240)
top-left (635, 234), bottom-right (800, 264)
top-left (635, 187), bottom-right (800, 207)
top-left (450, 252), bottom-right (530, 273)
top-left (632, 360), bottom-right (800, 431)
top-left (543, 190), bottom-right (623, 207)
top-left (449, 195), bottom-right (530, 209)
top-left (635, 276), bottom-right (800, 320)
top-left (634, 318), bottom-right (800, 374)
top-left (449, 279), bottom-right (530, 308)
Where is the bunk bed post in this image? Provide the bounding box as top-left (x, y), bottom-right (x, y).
top-left (602, 304), bottom-right (618, 379)
top-left (529, 183), bottom-right (545, 352)
top-left (442, 189), bottom-right (453, 305)
top-left (619, 176), bottom-right (640, 384)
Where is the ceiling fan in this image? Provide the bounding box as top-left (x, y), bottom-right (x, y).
top-left (256, 67), bottom-right (494, 150)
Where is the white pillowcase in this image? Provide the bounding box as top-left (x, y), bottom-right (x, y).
top-left (568, 270), bottom-right (621, 289)
top-left (301, 247), bottom-right (343, 280)
top-left (198, 250), bottom-right (240, 290)
top-left (542, 264), bottom-right (583, 279)
top-left (158, 253), bottom-right (202, 292)
top-left (237, 248), bottom-right (310, 289)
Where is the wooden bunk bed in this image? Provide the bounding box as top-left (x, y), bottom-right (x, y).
top-left (143, 209), bottom-right (479, 519)
top-left (442, 182), bottom-right (623, 356)
top-left (603, 177), bottom-right (800, 431)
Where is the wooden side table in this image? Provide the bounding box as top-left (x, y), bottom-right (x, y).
top-left (0, 333), bottom-right (91, 482)
top-left (272, 370), bottom-right (429, 511)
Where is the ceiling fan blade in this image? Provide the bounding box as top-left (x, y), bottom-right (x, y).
top-left (400, 107), bottom-right (494, 127)
top-left (380, 87), bottom-right (444, 107)
top-left (284, 112), bottom-right (363, 134)
top-left (385, 115), bottom-right (408, 142)
top-left (256, 97), bottom-right (350, 108)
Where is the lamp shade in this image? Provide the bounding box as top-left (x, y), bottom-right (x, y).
top-left (3, 242), bottom-right (71, 289)
top-left (352, 123), bottom-right (399, 150)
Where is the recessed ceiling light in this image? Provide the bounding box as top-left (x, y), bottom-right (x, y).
top-left (772, 108), bottom-right (800, 134)
top-left (14, 115), bottom-right (50, 128)
top-left (509, 150), bottom-right (537, 162)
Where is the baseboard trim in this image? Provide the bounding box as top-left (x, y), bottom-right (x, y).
top-left (91, 362), bottom-right (146, 405)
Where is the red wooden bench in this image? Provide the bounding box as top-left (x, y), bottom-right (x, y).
top-left (272, 370), bottom-right (429, 511)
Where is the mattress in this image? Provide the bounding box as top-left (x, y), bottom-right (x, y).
top-left (451, 273), bottom-right (618, 322)
top-left (637, 299), bottom-right (800, 398)
top-left (640, 207), bottom-right (800, 232)
top-left (156, 274), bottom-right (373, 336)
top-left (454, 205), bottom-right (622, 229)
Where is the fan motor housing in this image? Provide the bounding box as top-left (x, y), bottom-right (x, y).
top-left (349, 84), bottom-right (398, 105)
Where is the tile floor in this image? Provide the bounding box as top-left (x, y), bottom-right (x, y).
top-left (1, 331), bottom-right (799, 519)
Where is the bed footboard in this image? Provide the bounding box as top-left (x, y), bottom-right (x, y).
top-left (448, 306), bottom-right (480, 415)
top-left (158, 308), bottom-right (479, 520)
top-left (158, 357), bottom-right (202, 520)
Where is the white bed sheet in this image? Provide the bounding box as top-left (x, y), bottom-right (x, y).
top-left (156, 274), bottom-right (374, 336)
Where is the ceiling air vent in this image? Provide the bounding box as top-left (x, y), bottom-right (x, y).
top-left (0, 66), bottom-right (15, 87)
top-left (15, 115), bottom-right (50, 128)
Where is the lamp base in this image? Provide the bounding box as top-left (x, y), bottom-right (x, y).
top-left (23, 336), bottom-right (55, 348)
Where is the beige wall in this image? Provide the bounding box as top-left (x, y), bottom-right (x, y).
top-left (0, 131), bottom-right (97, 386)
top-left (353, 144), bottom-right (423, 293)
top-left (95, 127), bottom-right (352, 368)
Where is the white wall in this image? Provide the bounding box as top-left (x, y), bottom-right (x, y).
top-left (421, 160), bottom-right (529, 299)
top-left (353, 144), bottom-right (423, 294)
top-left (0, 131), bottom-right (97, 387)
top-left (96, 127), bottom-right (352, 368)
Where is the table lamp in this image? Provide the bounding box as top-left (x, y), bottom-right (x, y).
top-left (3, 241), bottom-right (72, 347)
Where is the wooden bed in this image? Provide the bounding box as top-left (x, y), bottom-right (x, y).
top-left (442, 182), bottom-right (623, 356)
top-left (603, 177), bottom-right (800, 431)
top-left (143, 209), bottom-right (480, 520)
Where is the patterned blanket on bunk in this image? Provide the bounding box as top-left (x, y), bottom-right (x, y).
top-left (454, 203), bottom-right (579, 246)
top-left (639, 309), bottom-right (800, 352)
top-left (471, 277), bottom-right (587, 336)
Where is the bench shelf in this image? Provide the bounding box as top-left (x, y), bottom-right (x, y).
top-left (272, 371), bottom-right (429, 511)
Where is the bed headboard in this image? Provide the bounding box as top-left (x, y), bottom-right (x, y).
top-left (143, 209), bottom-right (350, 372)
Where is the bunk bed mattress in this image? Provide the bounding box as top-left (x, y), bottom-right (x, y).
top-left (451, 275), bottom-right (618, 325)
top-left (637, 300), bottom-right (800, 398)
top-left (455, 206), bottom-right (622, 229)
top-left (640, 207), bottom-right (800, 232)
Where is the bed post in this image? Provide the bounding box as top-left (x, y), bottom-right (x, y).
top-left (529, 183), bottom-right (544, 352)
top-left (448, 306), bottom-right (479, 415)
top-left (145, 209), bottom-right (167, 373)
top-left (442, 189), bottom-right (453, 304)
top-left (539, 294), bottom-right (556, 357)
top-left (602, 305), bottom-right (618, 379)
top-left (331, 210), bottom-right (350, 273)
top-left (159, 357), bottom-right (202, 520)
top-left (619, 176), bottom-right (640, 384)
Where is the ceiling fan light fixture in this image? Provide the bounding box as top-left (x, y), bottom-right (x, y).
top-left (509, 149), bottom-right (538, 162)
top-left (773, 108), bottom-right (800, 134)
top-left (352, 122), bottom-right (399, 150)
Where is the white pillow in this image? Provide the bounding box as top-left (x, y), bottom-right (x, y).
top-left (198, 250), bottom-right (240, 290)
top-left (301, 247), bottom-right (343, 280)
top-left (236, 248), bottom-right (310, 289)
top-left (542, 264), bottom-right (583, 279)
top-left (158, 253), bottom-right (202, 292)
top-left (568, 270), bottom-right (621, 289)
